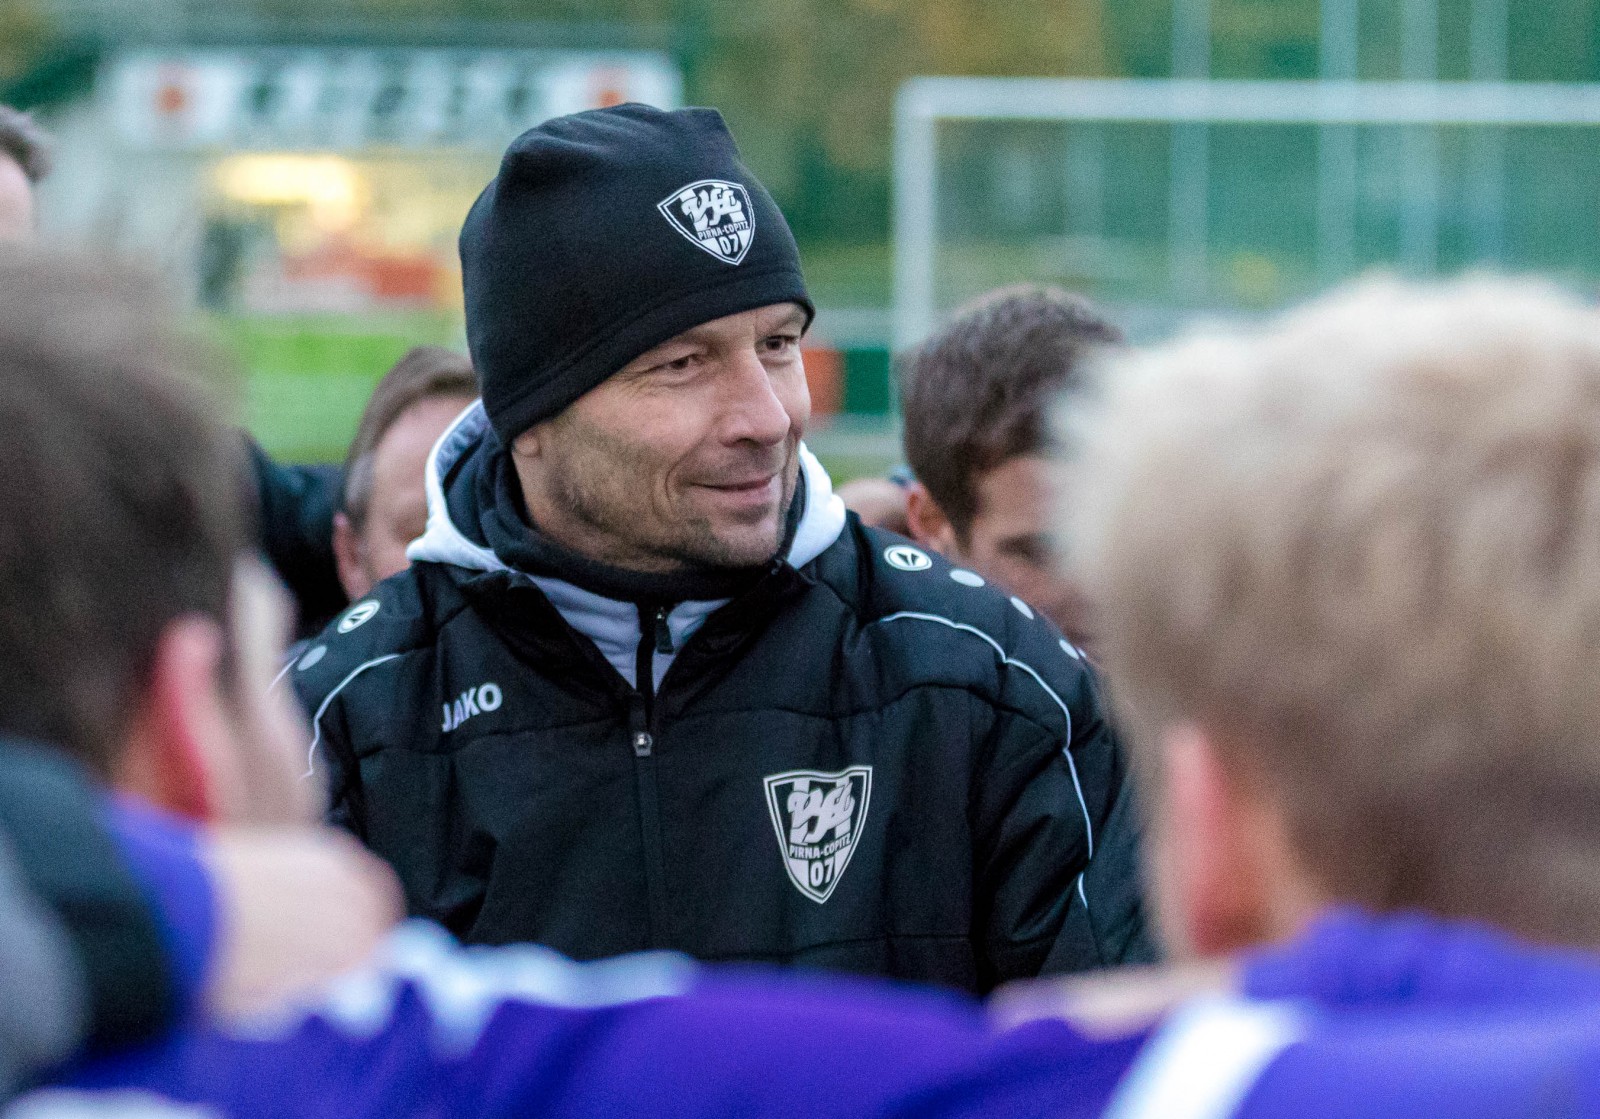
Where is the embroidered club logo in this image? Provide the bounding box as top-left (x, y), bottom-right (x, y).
top-left (883, 544), bottom-right (932, 572)
top-left (763, 767), bottom-right (872, 904)
top-left (658, 179), bottom-right (755, 264)
top-left (337, 600), bottom-right (379, 634)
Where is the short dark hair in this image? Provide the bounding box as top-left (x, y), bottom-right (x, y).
top-left (340, 346), bottom-right (476, 528)
top-left (0, 106), bottom-right (52, 183)
top-left (900, 286), bottom-right (1122, 539)
top-left (0, 247), bottom-right (247, 776)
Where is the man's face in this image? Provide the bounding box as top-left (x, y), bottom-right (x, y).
top-left (512, 302), bottom-right (810, 573)
top-left (960, 455), bottom-right (1093, 649)
top-left (0, 155), bottom-right (34, 242)
top-left (337, 394), bottom-right (474, 601)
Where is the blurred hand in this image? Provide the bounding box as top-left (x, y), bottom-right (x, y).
top-left (200, 827), bottom-right (404, 1018)
top-left (989, 959), bottom-right (1234, 1038)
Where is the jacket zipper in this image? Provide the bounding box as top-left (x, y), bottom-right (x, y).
top-left (630, 602), bottom-right (674, 947)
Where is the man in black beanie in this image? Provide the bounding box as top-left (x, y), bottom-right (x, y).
top-left (293, 103), bottom-right (1151, 990)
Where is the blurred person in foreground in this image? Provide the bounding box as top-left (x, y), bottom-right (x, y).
top-left (0, 95), bottom-right (351, 638)
top-left (0, 104), bottom-right (429, 641)
top-left (0, 246), bottom-right (400, 1079)
top-left (0, 106), bottom-right (49, 241)
top-left (331, 346), bottom-right (477, 601)
top-left (38, 274), bottom-right (1600, 1118)
top-left (900, 286), bottom-right (1120, 654)
top-left (293, 103), bottom-right (1143, 986)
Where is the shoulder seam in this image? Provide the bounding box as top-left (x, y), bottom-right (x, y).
top-left (848, 532), bottom-right (1037, 631)
top-left (869, 610), bottom-right (1095, 864)
top-left (304, 653), bottom-right (405, 779)
top-left (290, 572), bottom-right (478, 698)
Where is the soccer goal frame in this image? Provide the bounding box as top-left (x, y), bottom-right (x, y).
top-left (892, 77), bottom-right (1600, 351)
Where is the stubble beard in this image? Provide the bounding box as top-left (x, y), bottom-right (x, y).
top-left (550, 436), bottom-right (799, 573)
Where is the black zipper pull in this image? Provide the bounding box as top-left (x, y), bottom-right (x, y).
top-left (653, 604), bottom-right (675, 655)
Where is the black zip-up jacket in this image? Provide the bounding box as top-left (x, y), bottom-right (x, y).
top-left (292, 403), bottom-right (1150, 991)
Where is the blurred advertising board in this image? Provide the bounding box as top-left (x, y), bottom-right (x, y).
top-left (48, 46), bottom-right (680, 320)
top-left (105, 47), bottom-right (681, 151)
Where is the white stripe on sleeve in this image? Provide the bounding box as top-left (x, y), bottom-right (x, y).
top-left (1101, 997), bottom-right (1307, 1119)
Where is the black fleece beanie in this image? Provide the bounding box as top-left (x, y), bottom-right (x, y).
top-left (460, 103), bottom-right (814, 445)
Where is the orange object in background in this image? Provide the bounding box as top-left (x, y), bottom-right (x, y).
top-left (366, 256), bottom-right (438, 301)
top-left (803, 345), bottom-right (842, 416)
top-left (274, 240), bottom-right (443, 309)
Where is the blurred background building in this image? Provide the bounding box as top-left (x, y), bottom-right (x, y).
top-left (2, 0), bottom-right (1597, 465)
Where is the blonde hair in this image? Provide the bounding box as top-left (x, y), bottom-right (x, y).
top-left (1063, 275), bottom-right (1600, 944)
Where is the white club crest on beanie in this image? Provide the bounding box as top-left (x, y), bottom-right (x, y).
top-left (657, 179), bottom-right (755, 265)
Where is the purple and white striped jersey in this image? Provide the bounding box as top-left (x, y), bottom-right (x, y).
top-left (35, 910), bottom-right (1600, 1119)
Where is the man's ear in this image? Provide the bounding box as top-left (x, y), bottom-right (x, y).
top-left (332, 511), bottom-right (372, 603)
top-left (1154, 724), bottom-right (1285, 959)
top-left (510, 426), bottom-right (543, 462)
top-left (905, 483), bottom-right (962, 558)
top-left (115, 617), bottom-right (233, 822)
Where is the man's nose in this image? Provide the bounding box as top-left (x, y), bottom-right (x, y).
top-left (717, 347), bottom-right (793, 447)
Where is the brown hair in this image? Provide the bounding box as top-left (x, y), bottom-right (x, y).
top-left (0, 106), bottom-right (52, 183)
top-left (340, 346), bottom-right (476, 528)
top-left (900, 285), bottom-right (1121, 539)
top-left (1063, 274), bottom-right (1600, 946)
top-left (0, 247), bottom-right (246, 776)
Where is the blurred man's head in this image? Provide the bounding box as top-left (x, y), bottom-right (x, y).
top-left (902, 286), bottom-right (1120, 647)
top-left (333, 346), bottom-right (476, 600)
top-left (461, 104), bottom-right (813, 574)
top-left (837, 474), bottom-right (912, 536)
top-left (1062, 276), bottom-right (1600, 958)
top-left (0, 248), bottom-right (312, 826)
top-left (0, 107), bottom-right (50, 241)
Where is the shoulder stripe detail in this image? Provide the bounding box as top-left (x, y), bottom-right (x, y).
top-left (268, 656), bottom-right (295, 694)
top-left (232, 921), bottom-right (696, 1055)
top-left (1102, 997), bottom-right (1306, 1119)
top-left (872, 611), bottom-right (1094, 863)
top-left (303, 653), bottom-right (404, 779)
top-left (7, 1090), bottom-right (217, 1118)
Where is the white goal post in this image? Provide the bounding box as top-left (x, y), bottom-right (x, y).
top-left (892, 77), bottom-right (1600, 352)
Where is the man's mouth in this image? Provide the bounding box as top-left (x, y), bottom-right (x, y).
top-left (704, 475), bottom-right (778, 493)
top-left (696, 474), bottom-right (781, 510)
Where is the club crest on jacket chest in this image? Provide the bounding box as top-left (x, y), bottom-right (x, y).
top-left (762, 767), bottom-right (872, 904)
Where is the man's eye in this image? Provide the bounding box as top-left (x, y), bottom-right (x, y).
top-left (1001, 538), bottom-right (1056, 566)
top-left (649, 354), bottom-right (699, 375)
top-left (763, 335), bottom-right (800, 353)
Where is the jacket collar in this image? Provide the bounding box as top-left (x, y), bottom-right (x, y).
top-left (474, 432), bottom-right (810, 604)
top-left (409, 400), bottom-right (507, 575)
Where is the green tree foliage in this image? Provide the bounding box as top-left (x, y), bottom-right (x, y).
top-left (680, 0), bottom-right (1109, 271)
top-left (0, 0), bottom-right (54, 86)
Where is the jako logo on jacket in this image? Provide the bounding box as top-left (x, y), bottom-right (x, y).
top-left (442, 683), bottom-right (502, 733)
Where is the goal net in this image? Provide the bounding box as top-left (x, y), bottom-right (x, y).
top-left (892, 78), bottom-right (1600, 350)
